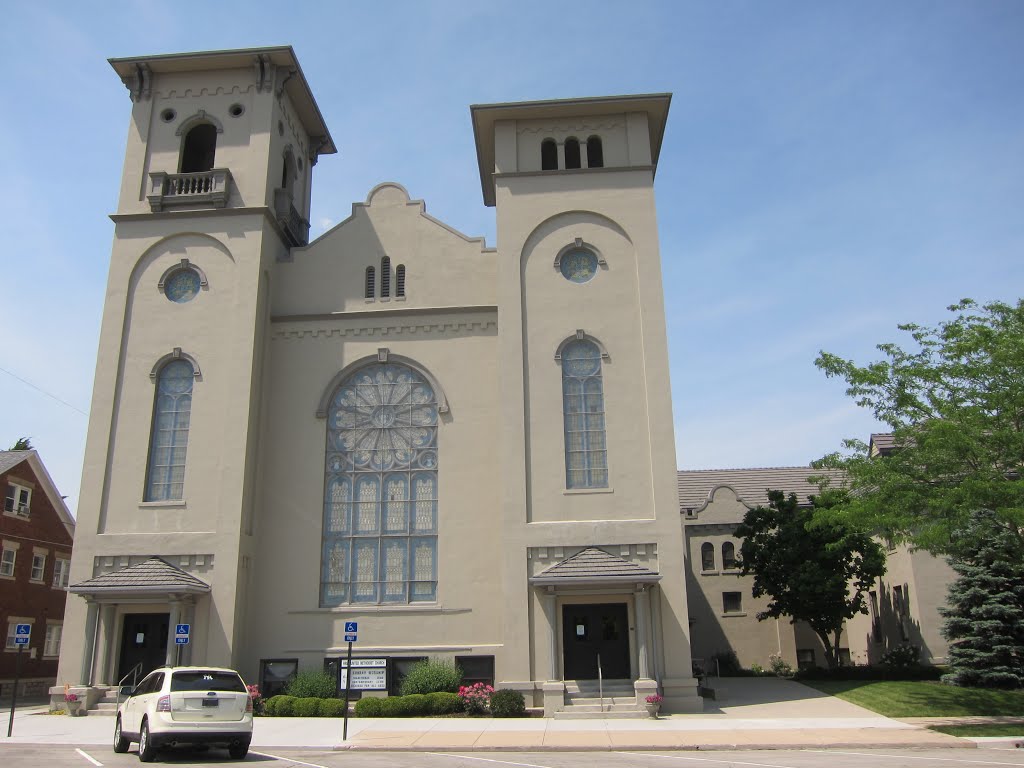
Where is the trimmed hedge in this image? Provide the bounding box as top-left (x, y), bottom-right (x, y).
top-left (354, 697), bottom-right (384, 717)
top-left (320, 698), bottom-right (348, 717)
top-left (425, 691), bottom-right (462, 714)
top-left (285, 670), bottom-right (338, 699)
top-left (292, 697), bottom-right (322, 717)
top-left (264, 695), bottom-right (296, 716)
top-left (490, 689), bottom-right (526, 718)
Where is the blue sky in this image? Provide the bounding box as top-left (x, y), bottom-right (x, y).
top-left (1, 1), bottom-right (1021, 515)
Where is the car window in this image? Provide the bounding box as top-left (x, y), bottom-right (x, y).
top-left (170, 671), bottom-right (246, 693)
top-left (135, 674), bottom-right (158, 696)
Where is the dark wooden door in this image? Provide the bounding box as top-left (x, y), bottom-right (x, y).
top-left (562, 603), bottom-right (631, 679)
top-left (117, 613), bottom-right (169, 681)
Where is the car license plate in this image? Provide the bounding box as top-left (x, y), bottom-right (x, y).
top-left (202, 698), bottom-right (219, 707)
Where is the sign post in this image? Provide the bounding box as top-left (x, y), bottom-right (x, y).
top-left (7, 624), bottom-right (30, 737)
top-left (174, 624), bottom-right (190, 666)
top-left (342, 622), bottom-right (357, 741)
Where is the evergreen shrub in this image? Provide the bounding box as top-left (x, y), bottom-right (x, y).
top-left (265, 695), bottom-right (296, 716)
top-left (490, 689), bottom-right (527, 717)
top-left (354, 697), bottom-right (384, 717)
top-left (425, 691), bottom-right (462, 714)
top-left (285, 670), bottom-right (338, 699)
top-left (320, 698), bottom-right (348, 717)
top-left (292, 697), bottom-right (322, 717)
top-left (399, 659), bottom-right (463, 695)
top-left (380, 696), bottom-right (413, 717)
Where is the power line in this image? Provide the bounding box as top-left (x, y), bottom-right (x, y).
top-left (0, 365), bottom-right (88, 416)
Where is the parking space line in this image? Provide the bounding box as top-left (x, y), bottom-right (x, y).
top-left (75, 748), bottom-right (104, 766)
top-left (615, 752), bottom-right (800, 768)
top-left (426, 753), bottom-right (558, 768)
top-left (249, 750), bottom-right (331, 768)
top-left (805, 750), bottom-right (1024, 765)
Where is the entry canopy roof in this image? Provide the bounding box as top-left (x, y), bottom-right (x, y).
top-left (530, 547), bottom-right (661, 587)
top-left (70, 556), bottom-right (211, 597)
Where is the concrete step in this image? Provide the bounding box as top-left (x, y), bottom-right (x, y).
top-left (552, 709), bottom-right (648, 720)
top-left (564, 696), bottom-right (636, 706)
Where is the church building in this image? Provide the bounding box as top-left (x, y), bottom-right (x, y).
top-left (58, 46), bottom-right (704, 715)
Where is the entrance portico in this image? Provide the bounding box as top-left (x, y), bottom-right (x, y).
top-left (67, 557), bottom-right (210, 687)
top-left (530, 547), bottom-right (661, 715)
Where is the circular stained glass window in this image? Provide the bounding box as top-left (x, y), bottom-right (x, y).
top-left (165, 268), bottom-right (201, 303)
top-left (559, 249), bottom-right (598, 283)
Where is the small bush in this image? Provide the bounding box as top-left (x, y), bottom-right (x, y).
top-left (425, 691), bottom-right (462, 715)
top-left (402, 693), bottom-right (430, 716)
top-left (292, 697), bottom-right (323, 717)
top-left (769, 653), bottom-right (793, 678)
top-left (882, 644), bottom-right (921, 669)
top-left (320, 698), bottom-right (348, 717)
top-left (265, 695), bottom-right (296, 717)
top-left (490, 689), bottom-right (526, 718)
top-left (458, 682), bottom-right (494, 714)
top-left (380, 696), bottom-right (413, 717)
top-left (285, 670), bottom-right (338, 699)
top-left (399, 658), bottom-right (463, 695)
top-left (355, 697), bottom-right (385, 717)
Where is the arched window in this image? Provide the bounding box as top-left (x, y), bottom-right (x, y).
top-left (564, 137), bottom-right (581, 169)
top-left (281, 149), bottom-right (297, 195)
top-left (380, 256), bottom-right (391, 298)
top-left (587, 136), bottom-right (604, 168)
top-left (144, 359), bottom-right (195, 501)
top-left (541, 138), bottom-right (558, 170)
top-left (561, 339), bottom-right (608, 488)
top-left (396, 264), bottom-right (406, 297)
top-left (701, 542), bottom-right (715, 571)
top-left (365, 266), bottom-right (375, 299)
top-left (722, 542), bottom-right (737, 570)
top-left (180, 123), bottom-right (217, 173)
top-left (321, 362), bottom-right (439, 606)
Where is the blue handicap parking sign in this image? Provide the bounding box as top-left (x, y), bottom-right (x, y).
top-left (176, 624), bottom-right (190, 635)
top-left (344, 621), bottom-right (358, 633)
top-left (14, 624), bottom-right (30, 645)
top-left (344, 634), bottom-right (357, 643)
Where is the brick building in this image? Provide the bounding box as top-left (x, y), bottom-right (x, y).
top-left (1, 450), bottom-right (75, 700)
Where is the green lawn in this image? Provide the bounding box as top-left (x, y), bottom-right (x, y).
top-left (931, 724), bottom-right (1024, 737)
top-left (800, 680), bottom-right (1024, 718)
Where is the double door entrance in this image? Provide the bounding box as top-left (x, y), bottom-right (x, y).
top-left (117, 613), bottom-right (169, 682)
top-left (562, 603), bottom-right (630, 680)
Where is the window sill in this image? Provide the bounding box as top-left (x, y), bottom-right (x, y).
top-left (721, 612), bottom-right (747, 618)
top-left (297, 604), bottom-right (445, 615)
top-left (722, 568), bottom-right (741, 574)
top-left (51, 585), bottom-right (68, 591)
top-left (3, 510), bottom-right (31, 521)
top-left (138, 500), bottom-right (187, 509)
top-left (700, 569), bottom-right (719, 576)
top-left (0, 574), bottom-right (15, 581)
top-left (563, 487), bottom-right (614, 495)
top-left (29, 578), bottom-right (44, 585)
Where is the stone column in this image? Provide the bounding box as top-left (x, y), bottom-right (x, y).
top-left (635, 586), bottom-right (651, 680)
top-left (556, 142), bottom-right (565, 170)
top-left (99, 604), bottom-right (116, 684)
top-left (544, 591), bottom-right (559, 681)
top-left (165, 600), bottom-right (181, 666)
top-left (80, 600), bottom-right (99, 685)
top-left (579, 141), bottom-right (589, 169)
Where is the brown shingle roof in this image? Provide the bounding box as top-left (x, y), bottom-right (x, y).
top-left (0, 451), bottom-right (29, 475)
top-left (677, 467), bottom-right (845, 513)
top-left (530, 547), bottom-right (660, 585)
top-left (70, 556), bottom-right (210, 595)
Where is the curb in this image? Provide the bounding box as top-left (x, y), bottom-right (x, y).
top-left (330, 740), bottom-right (977, 752)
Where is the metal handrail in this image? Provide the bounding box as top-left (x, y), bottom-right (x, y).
top-left (597, 653), bottom-right (604, 712)
top-left (114, 662), bottom-right (144, 709)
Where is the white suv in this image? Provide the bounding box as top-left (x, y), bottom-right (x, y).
top-left (113, 666), bottom-right (253, 761)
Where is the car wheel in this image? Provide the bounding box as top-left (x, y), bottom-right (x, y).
top-left (228, 741), bottom-right (249, 759)
top-left (113, 716), bottom-right (130, 753)
top-left (138, 719), bottom-right (156, 762)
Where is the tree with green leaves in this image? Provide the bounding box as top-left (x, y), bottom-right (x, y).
top-left (940, 509), bottom-right (1024, 689)
top-left (814, 299), bottom-right (1024, 555)
top-left (8, 437), bottom-right (32, 451)
top-left (735, 489), bottom-right (887, 670)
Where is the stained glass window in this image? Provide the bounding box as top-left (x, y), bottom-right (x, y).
top-left (145, 359), bottom-right (194, 501)
top-left (165, 268), bottom-right (201, 303)
top-left (561, 339), bottom-right (608, 488)
top-left (559, 250), bottom-right (598, 283)
top-left (321, 362), bottom-right (439, 606)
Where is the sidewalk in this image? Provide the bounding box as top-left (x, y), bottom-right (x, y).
top-left (0, 678), bottom-right (984, 752)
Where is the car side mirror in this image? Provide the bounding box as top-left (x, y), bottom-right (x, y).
top-left (120, 685), bottom-right (134, 697)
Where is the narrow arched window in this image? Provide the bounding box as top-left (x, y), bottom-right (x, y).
top-left (396, 264), bottom-right (406, 297)
top-left (722, 542), bottom-right (736, 570)
top-left (564, 137), bottom-right (581, 169)
top-left (561, 339), bottom-right (608, 488)
top-left (701, 542), bottom-right (715, 571)
top-left (365, 266), bottom-right (375, 299)
top-left (587, 136), bottom-right (604, 168)
top-left (321, 362), bottom-right (439, 606)
top-left (541, 138), bottom-right (558, 170)
top-left (180, 123), bottom-right (217, 173)
top-left (145, 359), bottom-right (194, 501)
top-left (381, 256), bottom-right (391, 298)
top-left (281, 149), bottom-right (297, 195)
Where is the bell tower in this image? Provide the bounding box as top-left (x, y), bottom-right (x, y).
top-left (59, 48), bottom-right (334, 687)
top-left (472, 95), bottom-right (702, 712)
